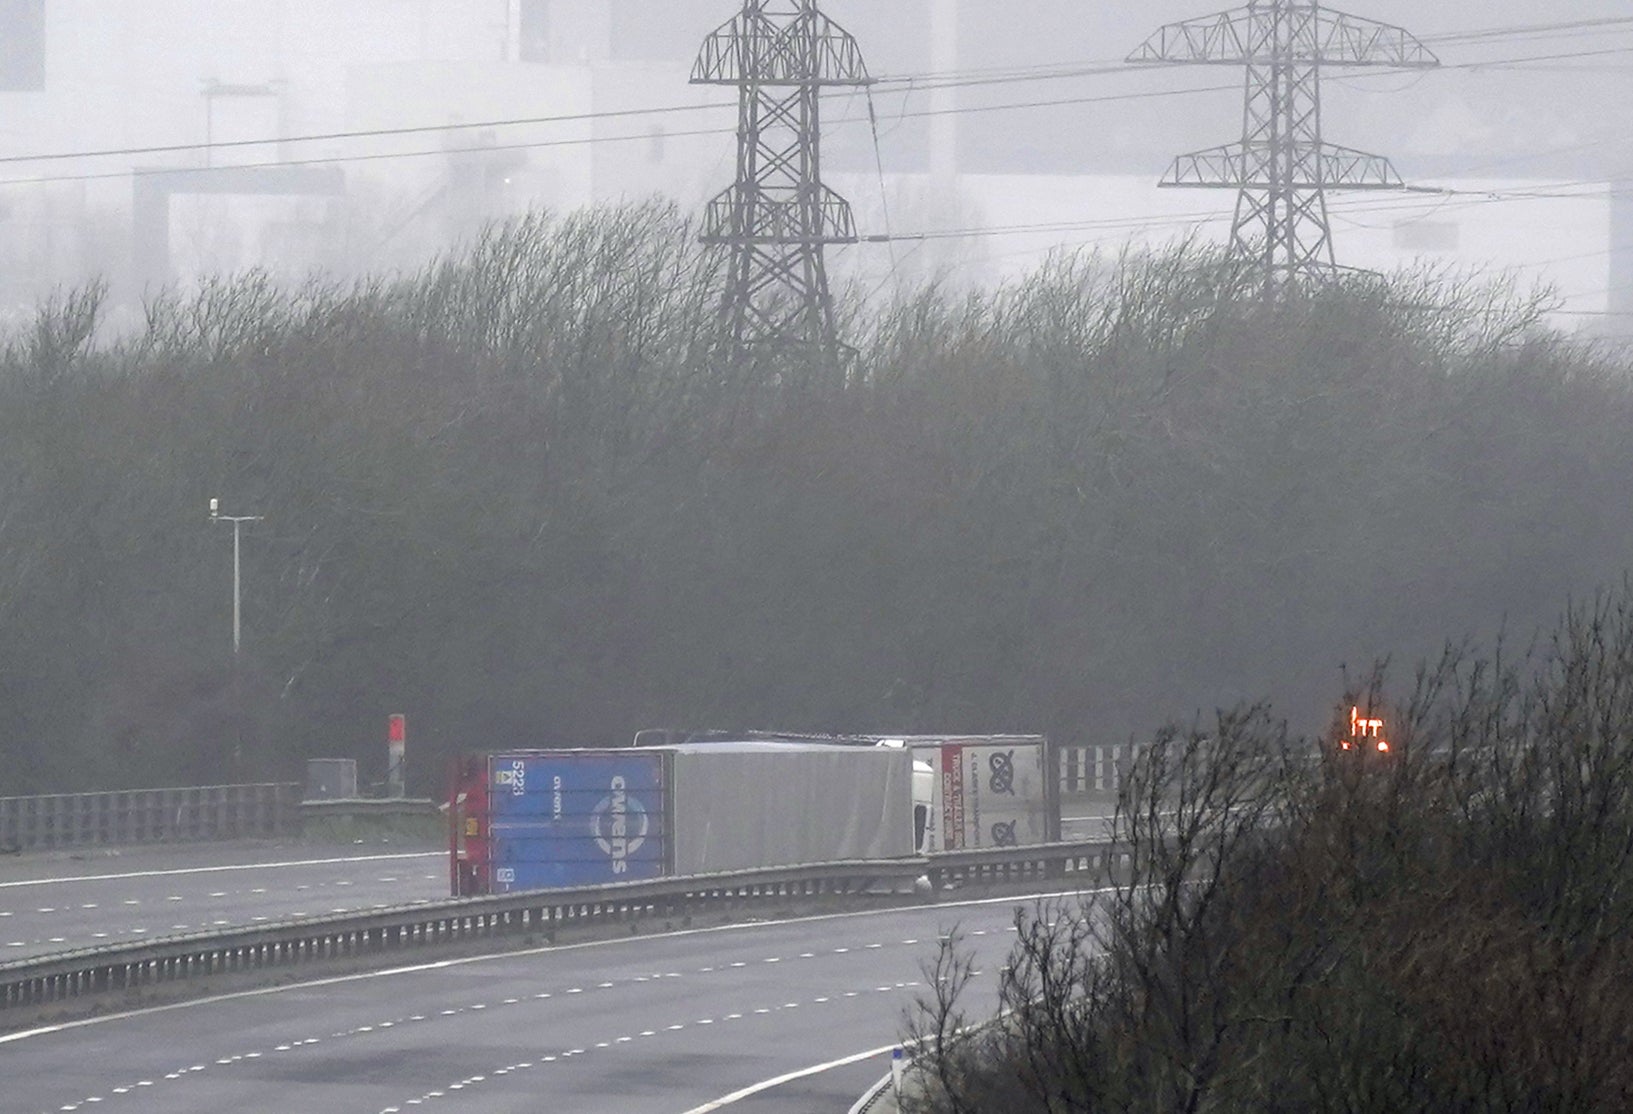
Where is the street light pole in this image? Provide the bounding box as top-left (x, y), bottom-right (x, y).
top-left (209, 497), bottom-right (263, 656)
top-left (210, 498), bottom-right (263, 777)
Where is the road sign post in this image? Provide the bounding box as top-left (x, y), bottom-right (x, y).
top-left (387, 714), bottom-right (406, 798)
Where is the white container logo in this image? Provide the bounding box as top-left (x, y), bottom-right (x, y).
top-left (592, 775), bottom-right (649, 874)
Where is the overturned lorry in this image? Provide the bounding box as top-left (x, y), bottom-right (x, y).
top-left (448, 734), bottom-right (1054, 897)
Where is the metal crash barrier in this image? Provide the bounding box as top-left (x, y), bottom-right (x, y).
top-left (0, 840), bottom-right (1131, 1015)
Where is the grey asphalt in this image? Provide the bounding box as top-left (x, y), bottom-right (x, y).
top-left (0, 808), bottom-right (1117, 964)
top-left (0, 838), bottom-right (446, 961)
top-left (0, 887), bottom-right (1097, 1114)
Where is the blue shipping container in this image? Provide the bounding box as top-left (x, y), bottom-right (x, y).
top-left (485, 752), bottom-right (667, 892)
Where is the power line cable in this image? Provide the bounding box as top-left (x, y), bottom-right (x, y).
top-left (864, 88), bottom-right (901, 292)
top-left (0, 29), bottom-right (1627, 176)
top-left (0, 82), bottom-right (1252, 188)
top-left (1417, 15), bottom-right (1633, 46)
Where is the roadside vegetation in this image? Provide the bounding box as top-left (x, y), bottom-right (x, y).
top-left (0, 201), bottom-right (1629, 794)
top-left (905, 591), bottom-right (1633, 1112)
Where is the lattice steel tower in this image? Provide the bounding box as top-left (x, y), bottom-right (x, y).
top-left (1130, 1), bottom-right (1437, 296)
top-left (692, 1), bottom-right (870, 368)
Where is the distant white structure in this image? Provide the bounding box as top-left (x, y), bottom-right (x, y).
top-left (0, 0), bottom-right (730, 306)
top-left (0, 0), bottom-right (1622, 337)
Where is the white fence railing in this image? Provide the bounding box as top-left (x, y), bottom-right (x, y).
top-left (0, 784), bottom-right (301, 852)
top-left (0, 741), bottom-right (1133, 855)
top-left (1059, 744), bottom-right (1137, 795)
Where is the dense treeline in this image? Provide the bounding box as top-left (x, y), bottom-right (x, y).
top-left (905, 593), bottom-right (1633, 1111)
top-left (0, 201), bottom-right (1629, 793)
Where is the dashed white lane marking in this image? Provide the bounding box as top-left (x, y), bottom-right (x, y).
top-left (377, 984), bottom-right (920, 1111)
top-left (8, 879), bottom-right (1090, 1101)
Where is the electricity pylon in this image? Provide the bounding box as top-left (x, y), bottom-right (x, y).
top-left (1129, 1), bottom-right (1438, 297)
top-left (692, 0), bottom-right (871, 371)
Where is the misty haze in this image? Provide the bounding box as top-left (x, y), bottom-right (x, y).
top-left (2, 3), bottom-right (1633, 1112)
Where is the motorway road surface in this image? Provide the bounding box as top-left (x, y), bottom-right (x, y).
top-left (1, 887), bottom-right (1096, 1113)
top-left (0, 840), bottom-right (446, 962)
top-left (0, 808), bottom-right (1116, 964)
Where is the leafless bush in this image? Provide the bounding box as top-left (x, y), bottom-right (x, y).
top-left (0, 214), bottom-right (1630, 799)
top-left (907, 591), bottom-right (1633, 1112)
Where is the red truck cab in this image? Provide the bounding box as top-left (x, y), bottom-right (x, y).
top-left (448, 755), bottom-right (490, 897)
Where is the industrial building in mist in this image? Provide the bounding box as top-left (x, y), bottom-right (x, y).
top-left (0, 0), bottom-right (1626, 333)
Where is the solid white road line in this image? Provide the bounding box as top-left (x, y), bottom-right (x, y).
top-left (679, 1043), bottom-right (899, 1113)
top-left (0, 852), bottom-right (442, 889)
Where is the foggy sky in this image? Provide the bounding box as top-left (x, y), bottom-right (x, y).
top-left (600, 0), bottom-right (1633, 178)
top-left (0, 1), bottom-right (1627, 315)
